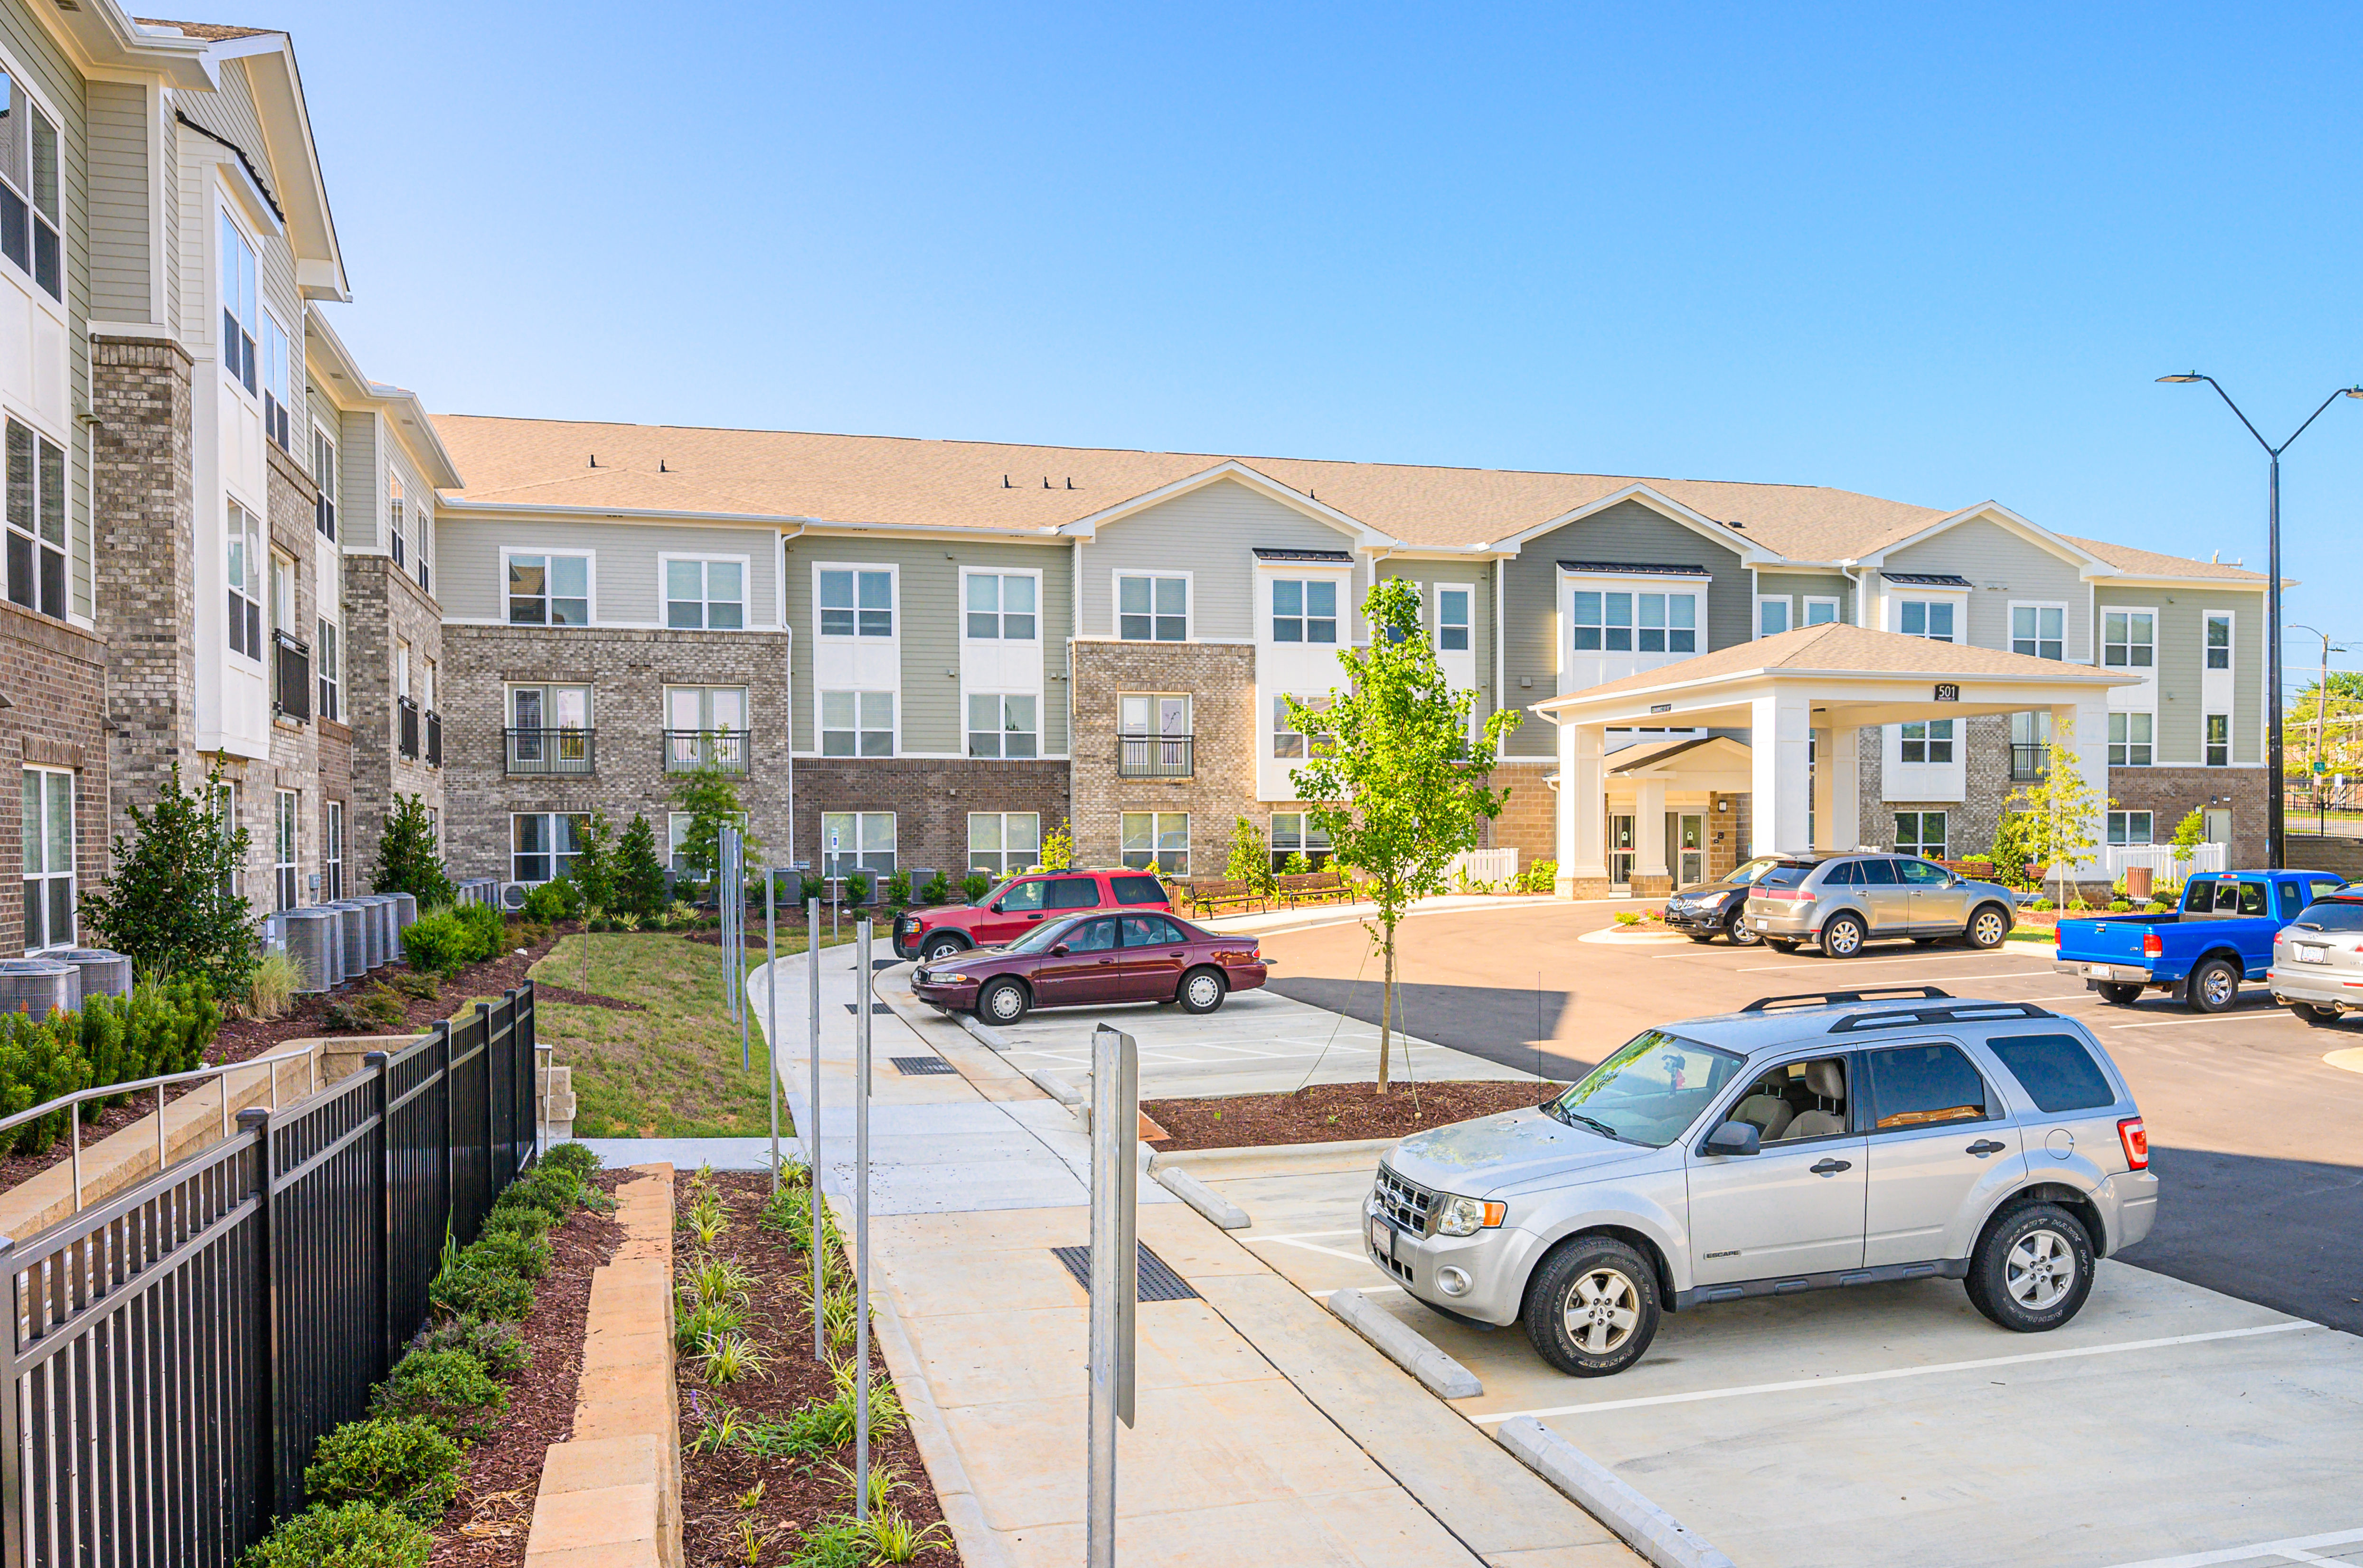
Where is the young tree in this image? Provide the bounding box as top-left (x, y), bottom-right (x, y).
top-left (614, 814), bottom-right (668, 917)
top-left (1286, 577), bottom-right (1522, 1091)
top-left (1038, 819), bottom-right (1075, 873)
top-left (2170, 807), bottom-right (2208, 855)
top-left (2005, 721), bottom-right (2110, 906)
top-left (569, 811), bottom-right (618, 911)
top-left (374, 792), bottom-right (455, 907)
top-left (83, 761), bottom-right (258, 995)
top-left (670, 763), bottom-right (760, 885)
top-left (1226, 816), bottom-right (1275, 897)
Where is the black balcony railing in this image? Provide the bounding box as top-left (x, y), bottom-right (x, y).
top-left (665, 729), bottom-right (750, 773)
top-left (1119, 734), bottom-right (1194, 779)
top-left (272, 629), bottom-right (311, 723)
top-left (397, 696), bottom-right (420, 759)
top-left (425, 709), bottom-right (443, 768)
top-left (506, 726), bottom-right (596, 775)
top-left (2009, 742), bottom-right (2049, 783)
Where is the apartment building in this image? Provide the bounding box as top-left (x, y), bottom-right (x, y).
top-left (420, 421), bottom-right (2274, 895)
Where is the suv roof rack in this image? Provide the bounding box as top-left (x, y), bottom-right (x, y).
top-left (1741, 986), bottom-right (1952, 1013)
top-left (1826, 1001), bottom-right (2057, 1034)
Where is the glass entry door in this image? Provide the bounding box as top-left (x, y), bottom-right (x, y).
top-left (1668, 812), bottom-right (1705, 886)
top-left (1607, 813), bottom-right (1636, 887)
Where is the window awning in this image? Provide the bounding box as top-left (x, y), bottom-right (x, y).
top-left (1880, 571), bottom-right (1973, 588)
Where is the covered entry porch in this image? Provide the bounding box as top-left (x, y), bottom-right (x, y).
top-left (1531, 623), bottom-right (2135, 900)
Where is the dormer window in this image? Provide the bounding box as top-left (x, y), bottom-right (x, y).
top-left (0, 75), bottom-right (60, 300)
top-left (219, 213), bottom-right (257, 392)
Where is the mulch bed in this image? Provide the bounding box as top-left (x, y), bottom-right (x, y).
top-left (678, 1171), bottom-right (959, 1568)
top-left (432, 1167), bottom-right (631, 1568)
top-left (1145, 1080), bottom-right (1566, 1150)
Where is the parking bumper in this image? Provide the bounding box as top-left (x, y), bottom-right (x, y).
top-left (2058, 960), bottom-right (2155, 986)
top-left (2266, 965), bottom-right (2360, 1009)
top-left (1364, 1208), bottom-right (1542, 1328)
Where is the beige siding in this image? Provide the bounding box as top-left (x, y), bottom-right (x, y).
top-left (1751, 569), bottom-right (1853, 632)
top-left (1377, 559), bottom-right (1498, 726)
top-left (173, 62), bottom-right (305, 435)
top-left (2099, 587), bottom-right (2265, 764)
top-left (159, 109), bottom-right (178, 331)
top-left (338, 408), bottom-right (378, 550)
top-left (1076, 479), bottom-right (1366, 641)
top-left (87, 80), bottom-right (150, 323)
top-left (1881, 518), bottom-right (2090, 656)
top-left (385, 435), bottom-right (435, 585)
top-left (439, 514), bottom-right (784, 629)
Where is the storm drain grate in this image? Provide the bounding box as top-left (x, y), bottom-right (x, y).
top-left (891, 1056), bottom-right (956, 1076)
top-left (1050, 1243), bottom-right (1199, 1303)
top-left (843, 1002), bottom-right (894, 1015)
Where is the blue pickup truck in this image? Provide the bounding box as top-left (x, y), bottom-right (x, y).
top-left (2053, 869), bottom-right (2350, 1012)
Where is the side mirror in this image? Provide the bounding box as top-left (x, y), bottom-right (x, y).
top-left (989, 901), bottom-right (1005, 914)
top-left (1704, 1121), bottom-right (1761, 1158)
top-left (1049, 943), bottom-right (1070, 957)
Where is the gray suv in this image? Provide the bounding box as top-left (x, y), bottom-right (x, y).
top-left (1366, 986), bottom-right (2156, 1376)
top-left (1744, 853), bottom-right (2016, 957)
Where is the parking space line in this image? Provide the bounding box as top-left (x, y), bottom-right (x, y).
top-left (2099, 1524), bottom-right (2363, 1568)
top-left (1239, 1230), bottom-right (1359, 1244)
top-left (2109, 1011), bottom-right (2291, 1030)
top-left (1248, 1236), bottom-right (1378, 1264)
top-left (1469, 1320), bottom-right (2313, 1423)
top-left (1728, 967), bottom-right (2059, 988)
top-left (1311, 1284), bottom-right (1403, 1298)
top-left (1732, 951), bottom-right (2047, 972)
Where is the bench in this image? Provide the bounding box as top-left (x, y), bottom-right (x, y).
top-left (1177, 878), bottom-right (1267, 916)
top-left (1276, 870), bottom-right (1354, 907)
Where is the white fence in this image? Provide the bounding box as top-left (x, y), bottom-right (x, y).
top-left (2100, 842), bottom-right (2227, 880)
top-left (1447, 847), bottom-right (1521, 888)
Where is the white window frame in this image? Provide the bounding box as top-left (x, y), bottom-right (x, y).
top-left (1269, 576), bottom-right (1339, 646)
top-left (273, 788), bottom-right (299, 913)
top-left (966, 692), bottom-right (1039, 759)
top-left (816, 563), bottom-right (897, 640)
top-left (226, 501), bottom-right (264, 661)
top-left (1754, 595), bottom-right (1791, 638)
top-left (1893, 810), bottom-right (1948, 860)
top-left (412, 497), bottom-right (431, 591)
top-left (661, 553), bottom-right (750, 631)
top-left (1120, 810), bottom-right (1190, 874)
top-left (20, 765), bottom-right (71, 953)
top-left (502, 546), bottom-right (595, 626)
top-left (1803, 596), bottom-right (1842, 627)
top-left (1270, 810), bottom-right (1333, 871)
top-left (4, 416), bottom-right (66, 620)
top-left (386, 470), bottom-right (405, 567)
top-left (218, 207), bottom-right (259, 396)
top-left (270, 551), bottom-right (294, 643)
top-left (2108, 712), bottom-right (2154, 768)
top-left (2101, 607), bottom-right (2156, 671)
top-left (1120, 693), bottom-right (1192, 737)
top-left (260, 308), bottom-right (292, 451)
top-left (1566, 578), bottom-right (1701, 656)
top-left (1434, 586), bottom-right (1472, 653)
top-left (1898, 719), bottom-right (1955, 764)
top-left (1891, 595), bottom-right (1961, 642)
top-left (2205, 713), bottom-right (2230, 768)
top-left (2108, 810), bottom-right (2154, 846)
top-left (820, 811), bottom-right (896, 880)
top-left (2205, 612), bottom-right (2233, 672)
top-left (1114, 570), bottom-right (1192, 643)
top-left (819, 690), bottom-right (897, 757)
top-left (510, 811), bottom-right (589, 884)
top-left (324, 799), bottom-right (345, 902)
top-left (2010, 601), bottom-right (2068, 661)
top-left (0, 72), bottom-right (62, 303)
top-left (311, 423), bottom-right (338, 540)
top-left (960, 568), bottom-right (1042, 642)
top-left (967, 812), bottom-right (1041, 877)
top-left (213, 782), bottom-right (240, 899)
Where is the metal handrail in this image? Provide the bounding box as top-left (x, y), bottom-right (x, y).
top-left (0, 1040), bottom-right (325, 1215)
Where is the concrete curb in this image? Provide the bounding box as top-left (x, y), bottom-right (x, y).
top-left (1324, 1288), bottom-right (1482, 1399)
top-left (1493, 1416), bottom-right (1734, 1568)
top-left (1576, 927), bottom-right (1693, 947)
top-left (1154, 1164), bottom-right (1249, 1230)
top-left (865, 1240), bottom-right (1016, 1568)
top-left (1148, 1136), bottom-right (1397, 1175)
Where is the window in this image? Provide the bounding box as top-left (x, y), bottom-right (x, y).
top-left (421, 658), bottom-right (435, 714)
top-left (967, 812), bottom-right (1040, 877)
top-left (20, 767), bottom-right (69, 952)
top-left (5, 418), bottom-right (65, 618)
top-left (1864, 1043), bottom-right (1991, 1131)
top-left (666, 558), bottom-right (745, 629)
top-left (1899, 719), bottom-right (1954, 764)
top-left (666, 809), bottom-right (747, 873)
top-left (0, 78), bottom-right (59, 299)
top-left (1271, 811), bottom-right (1333, 871)
top-left (386, 473), bottom-right (405, 567)
top-left (273, 789), bottom-right (299, 913)
top-left (1271, 578), bottom-right (1337, 644)
top-left (2009, 710), bottom-right (2051, 780)
top-left (1757, 597), bottom-right (1790, 638)
top-left (507, 553), bottom-right (589, 625)
top-left (2206, 713), bottom-right (2230, 768)
top-left (312, 427), bottom-right (338, 539)
top-left (1118, 574), bottom-right (1188, 641)
top-left (1896, 599), bottom-right (1957, 641)
top-left (821, 812), bottom-right (895, 879)
top-left (1111, 874), bottom-right (1166, 905)
top-left (412, 499), bottom-right (431, 592)
top-left (965, 573), bottom-right (1037, 639)
top-left (1571, 590), bottom-right (1696, 653)
top-left (1121, 694), bottom-right (1191, 738)
top-left (665, 686), bottom-right (748, 770)
top-left (1120, 811), bottom-right (1190, 874)
top-left (217, 212), bottom-right (257, 388)
top-left (270, 552), bottom-right (294, 641)
top-left (819, 569), bottom-right (893, 637)
top-left (510, 813), bottom-right (589, 884)
top-left (1804, 597), bottom-right (1841, 627)
top-left (508, 684), bottom-right (592, 767)
top-left (2011, 604), bottom-right (2065, 660)
top-left (2206, 613), bottom-right (2232, 671)
top-left (820, 691), bottom-right (894, 756)
top-left (260, 311), bottom-right (292, 451)
top-left (2108, 712), bottom-right (2153, 767)
top-left (1986, 1034), bottom-right (2115, 1114)
top-left (325, 800), bottom-right (345, 902)
top-left (966, 694), bottom-right (1038, 759)
top-left (395, 639), bottom-right (410, 701)
top-left (1893, 811), bottom-right (1948, 860)
top-left (212, 783), bottom-right (238, 899)
top-left (2102, 610), bottom-right (2154, 669)
top-left (1436, 587), bottom-right (1471, 651)
top-left (2107, 811), bottom-right (2153, 846)
top-left (1120, 913), bottom-right (1190, 947)
top-left (226, 502), bottom-right (264, 659)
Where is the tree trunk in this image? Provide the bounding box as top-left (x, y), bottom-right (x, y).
top-left (1376, 922), bottom-right (1395, 1094)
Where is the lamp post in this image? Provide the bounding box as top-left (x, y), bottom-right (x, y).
top-left (2155, 375), bottom-right (2363, 868)
top-left (2288, 622), bottom-right (2346, 836)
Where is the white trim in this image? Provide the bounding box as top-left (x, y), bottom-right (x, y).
top-left (1860, 502), bottom-right (2114, 577)
top-left (1752, 593), bottom-right (1792, 639)
top-left (815, 686), bottom-right (901, 760)
top-left (2006, 599), bottom-right (2071, 661)
top-left (1054, 460), bottom-right (1385, 546)
top-left (498, 544), bottom-right (598, 627)
top-left (1802, 595), bottom-right (1841, 628)
top-left (1110, 567), bottom-right (1195, 644)
top-left (811, 559), bottom-right (900, 641)
top-left (656, 549), bottom-right (754, 630)
top-left (1489, 482), bottom-right (1771, 562)
top-left (956, 564), bottom-right (1045, 645)
top-left (1555, 563), bottom-right (1716, 587)
top-left (2096, 601), bottom-right (2159, 673)
top-left (1880, 585), bottom-right (1968, 642)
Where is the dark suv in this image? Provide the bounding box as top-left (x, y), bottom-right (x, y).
top-left (892, 869), bottom-right (1171, 961)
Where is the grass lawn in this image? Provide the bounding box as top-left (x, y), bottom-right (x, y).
top-left (531, 930), bottom-right (838, 1139)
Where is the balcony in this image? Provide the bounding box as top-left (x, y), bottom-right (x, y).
top-left (425, 710), bottom-right (443, 768)
top-left (506, 727), bottom-right (596, 776)
top-left (2009, 743), bottom-right (2049, 783)
top-left (271, 630), bottom-right (311, 723)
top-left (1119, 734), bottom-right (1194, 779)
top-left (397, 697), bottom-right (419, 760)
top-left (665, 729), bottom-right (750, 773)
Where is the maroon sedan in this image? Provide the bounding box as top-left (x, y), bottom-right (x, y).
top-left (908, 910), bottom-right (1270, 1024)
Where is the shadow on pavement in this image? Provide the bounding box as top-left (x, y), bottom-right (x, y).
top-left (1268, 977), bottom-right (1596, 1080)
top-left (2118, 1145), bottom-right (2363, 1336)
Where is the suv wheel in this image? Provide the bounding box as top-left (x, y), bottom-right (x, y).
top-left (977, 976), bottom-right (1030, 1025)
top-left (1523, 1235), bottom-right (1660, 1376)
top-left (1725, 914), bottom-right (1762, 947)
top-left (920, 933), bottom-right (967, 964)
top-left (1966, 1202), bottom-right (2094, 1332)
top-left (1819, 912), bottom-right (1867, 959)
top-left (1177, 967), bottom-right (1227, 1015)
top-left (1966, 904), bottom-right (2010, 949)
top-left (2187, 958), bottom-right (2240, 1014)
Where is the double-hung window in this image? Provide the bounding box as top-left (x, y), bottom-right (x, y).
top-left (260, 311), bottom-right (292, 451)
top-left (2107, 811), bottom-right (2154, 846)
top-left (507, 553), bottom-right (590, 625)
top-left (0, 77), bottom-right (60, 299)
top-left (4, 418), bottom-right (64, 618)
top-left (1899, 719), bottom-right (1954, 764)
top-left (312, 427), bottom-right (338, 539)
top-left (1270, 811), bottom-right (1332, 871)
top-left (226, 502), bottom-right (264, 659)
top-left (2102, 611), bottom-right (2154, 669)
top-left (1120, 812), bottom-right (1189, 874)
top-left (968, 812), bottom-right (1040, 877)
top-left (1271, 579), bottom-right (1337, 643)
top-left (2205, 714), bottom-right (2230, 768)
top-left (212, 784), bottom-right (239, 900)
top-left (1893, 810), bottom-right (1947, 860)
top-left (2012, 605), bottom-right (2065, 660)
top-left (1571, 590), bottom-right (1696, 653)
top-left (386, 473), bottom-right (405, 567)
top-left (1804, 597), bottom-right (1841, 627)
top-left (412, 500), bottom-right (430, 592)
top-left (666, 559), bottom-right (744, 629)
top-left (967, 694), bottom-right (1037, 759)
top-left (1758, 597), bottom-right (1791, 638)
top-left (2206, 613), bottom-right (2232, 671)
top-left (273, 789), bottom-right (299, 912)
top-left (2108, 713), bottom-right (2153, 767)
top-left (317, 618), bottom-right (340, 721)
top-left (219, 213), bottom-right (257, 389)
top-left (1118, 574), bottom-right (1187, 641)
top-left (324, 800), bottom-right (345, 902)
top-left (511, 812), bottom-right (589, 883)
top-left (1897, 599), bottom-right (1957, 641)
top-left (821, 812), bottom-right (895, 880)
top-left (1436, 587), bottom-right (1471, 651)
top-left (820, 691), bottom-right (894, 756)
top-left (819, 569), bottom-right (893, 637)
top-left (965, 573), bottom-right (1036, 638)
top-left (20, 767), bottom-right (69, 952)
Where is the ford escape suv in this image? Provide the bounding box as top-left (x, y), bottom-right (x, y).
top-left (1366, 985), bottom-right (2155, 1376)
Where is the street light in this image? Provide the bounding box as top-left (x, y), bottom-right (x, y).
top-left (2155, 375), bottom-right (2363, 867)
top-left (2288, 622), bottom-right (2348, 836)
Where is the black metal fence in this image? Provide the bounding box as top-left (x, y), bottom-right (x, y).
top-left (0, 983), bottom-right (538, 1566)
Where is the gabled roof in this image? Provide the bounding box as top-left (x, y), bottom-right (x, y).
top-left (2056, 533), bottom-right (2268, 583)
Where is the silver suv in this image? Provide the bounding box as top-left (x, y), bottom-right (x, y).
top-left (1745, 853), bottom-right (2016, 957)
top-left (1366, 986), bottom-right (2156, 1376)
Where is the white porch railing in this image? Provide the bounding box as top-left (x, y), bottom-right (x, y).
top-left (2102, 842), bottom-right (2227, 879)
top-left (1448, 847), bottom-right (1520, 888)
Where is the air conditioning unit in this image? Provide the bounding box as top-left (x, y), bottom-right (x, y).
top-left (0, 958), bottom-right (78, 1017)
top-left (499, 881), bottom-right (535, 912)
top-left (278, 910), bottom-right (339, 994)
top-left (62, 948), bottom-right (132, 1002)
top-left (324, 901), bottom-right (367, 981)
top-left (391, 892), bottom-right (418, 933)
top-left (356, 895), bottom-right (394, 969)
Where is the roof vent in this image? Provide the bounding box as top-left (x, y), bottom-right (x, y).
top-left (588, 453), bottom-right (597, 467)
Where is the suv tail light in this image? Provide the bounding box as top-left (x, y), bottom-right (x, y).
top-left (2142, 933), bottom-right (2164, 959)
top-left (1754, 888), bottom-right (1810, 902)
top-left (2118, 1117), bottom-right (2149, 1170)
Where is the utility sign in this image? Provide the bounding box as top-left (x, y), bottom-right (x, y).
top-left (1933, 683), bottom-right (1960, 703)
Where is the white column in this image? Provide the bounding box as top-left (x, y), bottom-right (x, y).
top-left (1751, 689), bottom-right (1813, 856)
top-left (1635, 777), bottom-right (1668, 879)
top-left (1810, 731), bottom-right (1834, 851)
top-left (1826, 724), bottom-right (1861, 852)
top-left (1562, 721), bottom-right (1607, 884)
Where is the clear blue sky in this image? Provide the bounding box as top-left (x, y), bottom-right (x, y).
top-left (258, 1), bottom-right (2363, 687)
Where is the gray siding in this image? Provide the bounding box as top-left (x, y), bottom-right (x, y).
top-left (1377, 559), bottom-right (1498, 727)
top-left (1751, 569), bottom-right (1853, 629)
top-left (174, 59), bottom-right (304, 437)
top-left (159, 108), bottom-right (178, 331)
top-left (339, 408), bottom-right (378, 551)
top-left (87, 80), bottom-right (149, 323)
top-left (385, 434), bottom-right (435, 583)
top-left (1502, 500), bottom-right (1750, 756)
top-left (1076, 479), bottom-right (1367, 641)
top-left (1882, 518), bottom-right (2090, 656)
top-left (439, 514), bottom-right (783, 629)
top-left (2100, 586), bottom-right (2264, 764)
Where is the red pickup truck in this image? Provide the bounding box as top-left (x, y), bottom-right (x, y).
top-left (892, 869), bottom-right (1173, 962)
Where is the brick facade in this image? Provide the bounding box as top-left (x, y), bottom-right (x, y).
top-left (1485, 760), bottom-right (1555, 873)
top-left (795, 760), bottom-right (1067, 885)
top-left (1855, 714), bottom-right (2013, 861)
top-left (344, 556), bottom-right (446, 884)
top-left (2107, 764), bottom-right (2269, 871)
top-left (1071, 641), bottom-right (1259, 877)
top-left (0, 603), bottom-right (111, 953)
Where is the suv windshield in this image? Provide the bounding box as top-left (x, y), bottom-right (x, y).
top-left (1756, 863), bottom-right (1814, 890)
top-left (1544, 1030), bottom-right (1745, 1146)
top-left (1006, 915), bottom-right (1089, 954)
top-left (2294, 898), bottom-right (2363, 933)
top-left (1727, 857), bottom-right (1784, 886)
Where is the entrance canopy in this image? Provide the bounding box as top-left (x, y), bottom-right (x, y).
top-left (1530, 622), bottom-right (2140, 895)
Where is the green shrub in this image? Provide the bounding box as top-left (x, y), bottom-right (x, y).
top-left (302, 1417), bottom-right (462, 1523)
top-left (478, 1203), bottom-right (553, 1245)
top-left (2109, 898), bottom-right (2133, 912)
top-left (399, 913), bottom-right (474, 978)
top-left (80, 761), bottom-right (256, 1000)
top-left (241, 1500), bottom-right (431, 1568)
top-left (844, 872), bottom-right (872, 906)
top-left (466, 1226), bottom-right (552, 1281)
top-left (407, 1313), bottom-right (530, 1376)
top-left (507, 918), bottom-right (551, 949)
top-left (390, 971), bottom-right (440, 1002)
top-left (1516, 858), bottom-right (1558, 894)
top-left (2031, 897), bottom-right (2056, 912)
top-left (497, 1164), bottom-right (585, 1221)
top-left (455, 902), bottom-right (506, 963)
top-left (960, 871), bottom-right (991, 904)
top-left (427, 1255), bottom-right (534, 1322)
top-left (885, 870), bottom-right (913, 909)
top-left (372, 1348), bottom-right (509, 1440)
top-left (615, 816), bottom-right (668, 917)
top-left (521, 880), bottom-right (576, 924)
top-left (541, 1141), bottom-right (603, 1181)
top-left (374, 794), bottom-right (455, 909)
top-left (921, 871), bottom-right (950, 905)
top-left (799, 873), bottom-right (827, 907)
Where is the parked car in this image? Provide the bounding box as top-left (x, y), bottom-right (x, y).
top-left (893, 868), bottom-right (1171, 961)
top-left (2269, 885), bottom-right (2363, 1024)
top-left (2054, 869), bottom-right (2345, 1012)
top-left (909, 910), bottom-right (1270, 1024)
top-left (1662, 856), bottom-right (1788, 945)
top-left (1367, 985), bottom-right (2155, 1376)
top-left (1742, 853), bottom-right (2016, 957)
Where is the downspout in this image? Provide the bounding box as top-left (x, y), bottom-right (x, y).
top-left (1493, 553), bottom-right (1506, 742)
